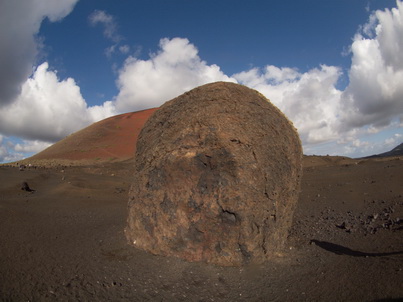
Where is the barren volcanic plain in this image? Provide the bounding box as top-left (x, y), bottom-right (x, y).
top-left (0, 109), bottom-right (402, 301)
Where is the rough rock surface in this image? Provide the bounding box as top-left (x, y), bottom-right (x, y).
top-left (126, 82), bottom-right (302, 266)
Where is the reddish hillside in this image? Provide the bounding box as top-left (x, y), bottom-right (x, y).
top-left (30, 108), bottom-right (157, 163)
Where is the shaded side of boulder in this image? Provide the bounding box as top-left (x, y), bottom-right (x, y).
top-left (126, 82), bottom-right (302, 266)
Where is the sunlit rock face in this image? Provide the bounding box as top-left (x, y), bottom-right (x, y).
top-left (126, 82), bottom-right (302, 266)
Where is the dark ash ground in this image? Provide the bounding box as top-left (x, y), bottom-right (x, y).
top-left (0, 156), bottom-right (402, 301)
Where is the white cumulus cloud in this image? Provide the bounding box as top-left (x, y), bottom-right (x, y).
top-left (0, 0), bottom-right (79, 105)
top-left (14, 140), bottom-right (52, 154)
top-left (0, 135), bottom-right (23, 163)
top-left (0, 2), bottom-right (119, 163)
top-left (114, 37), bottom-right (236, 112)
top-left (0, 63), bottom-right (116, 142)
top-left (340, 0), bottom-right (403, 131)
top-left (234, 1), bottom-right (403, 156)
top-left (0, 135), bottom-right (52, 163)
top-left (233, 65), bottom-right (343, 144)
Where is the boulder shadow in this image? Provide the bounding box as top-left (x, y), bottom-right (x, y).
top-left (310, 239), bottom-right (403, 257)
top-left (370, 299), bottom-right (403, 302)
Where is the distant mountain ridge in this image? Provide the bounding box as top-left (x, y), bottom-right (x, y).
top-left (365, 142), bottom-right (403, 158)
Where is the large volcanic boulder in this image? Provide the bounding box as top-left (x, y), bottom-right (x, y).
top-left (126, 82), bottom-right (302, 266)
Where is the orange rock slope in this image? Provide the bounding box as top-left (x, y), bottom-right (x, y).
top-left (30, 108), bottom-right (157, 163)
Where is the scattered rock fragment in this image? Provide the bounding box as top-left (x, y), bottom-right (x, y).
top-left (21, 181), bottom-right (35, 192)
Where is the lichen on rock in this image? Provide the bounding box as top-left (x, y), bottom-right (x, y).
top-left (125, 82), bottom-right (302, 266)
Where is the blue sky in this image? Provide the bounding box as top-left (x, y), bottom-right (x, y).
top-left (0, 0), bottom-right (402, 162)
top-left (41, 0), bottom-right (388, 102)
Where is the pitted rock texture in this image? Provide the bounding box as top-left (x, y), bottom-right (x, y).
top-left (126, 82), bottom-right (302, 266)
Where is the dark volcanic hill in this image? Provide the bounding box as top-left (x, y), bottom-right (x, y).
top-left (27, 108), bottom-right (157, 164)
top-left (365, 142), bottom-right (403, 158)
